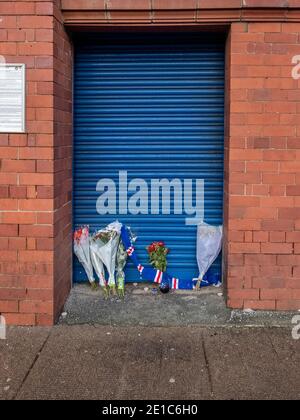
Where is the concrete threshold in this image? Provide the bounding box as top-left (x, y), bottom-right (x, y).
top-left (59, 284), bottom-right (297, 328)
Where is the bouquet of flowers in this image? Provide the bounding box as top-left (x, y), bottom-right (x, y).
top-left (116, 227), bottom-right (137, 298)
top-left (115, 242), bottom-right (127, 299)
top-left (147, 241), bottom-right (169, 273)
top-left (195, 222), bottom-right (223, 289)
top-left (121, 226), bottom-right (179, 290)
top-left (90, 240), bottom-right (107, 292)
top-left (90, 221), bottom-right (121, 297)
top-left (73, 226), bottom-right (96, 288)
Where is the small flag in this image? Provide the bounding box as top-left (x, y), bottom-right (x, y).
top-left (154, 270), bottom-right (163, 284)
top-left (171, 278), bottom-right (179, 290)
top-left (137, 264), bottom-right (144, 274)
top-left (126, 246), bottom-right (135, 256)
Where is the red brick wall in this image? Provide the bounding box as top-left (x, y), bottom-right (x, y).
top-left (0, 0), bottom-right (72, 326)
top-left (0, 1), bottom-right (300, 325)
top-left (225, 22), bottom-right (300, 311)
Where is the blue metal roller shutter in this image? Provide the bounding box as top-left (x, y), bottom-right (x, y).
top-left (73, 33), bottom-right (225, 284)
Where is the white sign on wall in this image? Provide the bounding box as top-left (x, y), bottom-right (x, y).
top-left (0, 64), bottom-right (25, 133)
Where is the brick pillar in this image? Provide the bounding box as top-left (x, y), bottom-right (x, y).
top-left (0, 1), bottom-right (72, 325)
top-left (226, 22), bottom-right (300, 311)
top-left (53, 1), bottom-right (73, 323)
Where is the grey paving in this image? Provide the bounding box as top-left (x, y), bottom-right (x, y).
top-left (0, 327), bottom-right (51, 400)
top-left (1, 284), bottom-right (299, 400)
top-left (0, 325), bottom-right (299, 400)
top-left (202, 328), bottom-right (300, 400)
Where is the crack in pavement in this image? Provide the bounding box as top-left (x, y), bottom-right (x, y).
top-left (201, 333), bottom-right (214, 399)
top-left (266, 329), bottom-right (281, 362)
top-left (12, 329), bottom-right (52, 400)
top-left (115, 329), bottom-right (130, 400)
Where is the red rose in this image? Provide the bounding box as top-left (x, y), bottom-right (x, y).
top-left (74, 229), bottom-right (82, 243)
top-left (147, 244), bottom-right (155, 253)
top-left (158, 241), bottom-right (165, 247)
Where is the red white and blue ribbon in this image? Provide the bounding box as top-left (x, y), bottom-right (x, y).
top-left (126, 246), bottom-right (135, 257)
top-left (154, 270), bottom-right (163, 284)
top-left (137, 264), bottom-right (144, 274)
top-left (171, 278), bottom-right (179, 290)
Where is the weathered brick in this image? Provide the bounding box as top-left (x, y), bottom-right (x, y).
top-left (18, 16), bottom-right (53, 29)
top-left (0, 288), bottom-right (26, 300)
top-left (4, 313), bottom-right (36, 326)
top-left (0, 185), bottom-right (9, 198)
top-left (228, 289), bottom-right (260, 301)
top-left (2, 212), bottom-right (36, 225)
top-left (0, 300), bottom-right (18, 313)
top-left (261, 243), bottom-right (293, 254)
top-left (19, 250), bottom-right (53, 263)
top-left (36, 2), bottom-right (54, 15)
top-left (19, 173), bottom-right (53, 186)
top-left (19, 300), bottom-right (53, 315)
top-left (276, 300), bottom-right (300, 311)
top-left (1, 159), bottom-right (36, 173)
top-left (244, 300), bottom-right (276, 311)
top-left (19, 199), bottom-right (53, 211)
top-left (36, 313), bottom-right (54, 326)
top-left (9, 238), bottom-right (26, 250)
